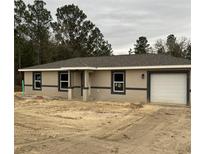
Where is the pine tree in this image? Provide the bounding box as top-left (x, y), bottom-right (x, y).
top-left (133, 36), bottom-right (150, 54)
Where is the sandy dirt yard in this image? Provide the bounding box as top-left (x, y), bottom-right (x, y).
top-left (15, 94), bottom-right (190, 154)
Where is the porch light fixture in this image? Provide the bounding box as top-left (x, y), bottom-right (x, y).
top-left (141, 74), bottom-right (145, 79)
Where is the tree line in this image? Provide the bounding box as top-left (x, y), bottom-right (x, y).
top-left (14, 0), bottom-right (191, 86)
top-left (14, 0), bottom-right (113, 85)
top-left (128, 35), bottom-right (191, 60)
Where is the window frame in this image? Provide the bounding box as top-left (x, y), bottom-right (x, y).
top-left (58, 71), bottom-right (69, 91)
top-left (111, 71), bottom-right (126, 94)
top-left (33, 72), bottom-right (42, 90)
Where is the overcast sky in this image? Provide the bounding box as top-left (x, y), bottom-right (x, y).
top-left (24, 0), bottom-right (191, 55)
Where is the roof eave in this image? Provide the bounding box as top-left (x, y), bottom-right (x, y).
top-left (18, 65), bottom-right (191, 72)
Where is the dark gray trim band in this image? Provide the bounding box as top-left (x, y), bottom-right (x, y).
top-left (25, 84), bottom-right (32, 86)
top-left (72, 86), bottom-right (81, 89)
top-left (126, 87), bottom-right (147, 90)
top-left (25, 84), bottom-right (59, 88)
top-left (25, 84), bottom-right (147, 91)
top-left (91, 86), bottom-right (111, 89)
top-left (91, 86), bottom-right (147, 90)
top-left (42, 85), bottom-right (58, 87)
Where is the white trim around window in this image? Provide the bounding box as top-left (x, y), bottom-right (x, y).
top-left (59, 71), bottom-right (70, 91)
top-left (112, 71), bottom-right (125, 94)
top-left (33, 72), bottom-right (42, 90)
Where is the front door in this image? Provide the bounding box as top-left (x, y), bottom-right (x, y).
top-left (80, 71), bottom-right (84, 96)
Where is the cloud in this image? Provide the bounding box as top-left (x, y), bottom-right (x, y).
top-left (24, 0), bottom-right (190, 54)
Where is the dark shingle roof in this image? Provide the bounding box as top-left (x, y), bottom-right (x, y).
top-left (22, 54), bottom-right (191, 69)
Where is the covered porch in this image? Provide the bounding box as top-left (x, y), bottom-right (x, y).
top-left (67, 70), bottom-right (92, 101)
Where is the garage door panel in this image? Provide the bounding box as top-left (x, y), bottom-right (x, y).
top-left (150, 73), bottom-right (187, 104)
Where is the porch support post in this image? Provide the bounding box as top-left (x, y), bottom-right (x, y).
top-left (83, 70), bottom-right (89, 101)
top-left (68, 88), bottom-right (72, 100)
top-left (68, 70), bottom-right (72, 100)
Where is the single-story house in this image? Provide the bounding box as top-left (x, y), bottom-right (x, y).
top-left (19, 54), bottom-right (191, 105)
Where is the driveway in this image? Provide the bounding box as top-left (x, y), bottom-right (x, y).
top-left (15, 95), bottom-right (191, 154)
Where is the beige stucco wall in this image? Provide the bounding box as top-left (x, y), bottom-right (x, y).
top-left (24, 71), bottom-right (68, 98)
top-left (71, 71), bottom-right (82, 99)
top-left (90, 70), bottom-right (146, 87)
top-left (126, 70), bottom-right (147, 88)
top-left (89, 70), bottom-right (147, 103)
top-left (25, 86), bottom-right (68, 98)
top-left (71, 71), bottom-right (81, 87)
top-left (25, 71), bottom-right (59, 85)
top-left (90, 70), bottom-right (110, 87)
top-left (42, 71), bottom-right (58, 85)
top-left (24, 70), bottom-right (148, 102)
top-left (24, 71), bottom-right (33, 85)
top-left (23, 69), bottom-right (191, 104)
top-left (24, 71), bottom-right (83, 99)
top-left (90, 89), bottom-right (146, 103)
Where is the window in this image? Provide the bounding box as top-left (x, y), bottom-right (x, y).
top-left (33, 72), bottom-right (41, 90)
top-left (59, 72), bottom-right (69, 91)
top-left (112, 71), bottom-right (125, 94)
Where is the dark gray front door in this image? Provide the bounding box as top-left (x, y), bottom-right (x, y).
top-left (80, 71), bottom-right (84, 96)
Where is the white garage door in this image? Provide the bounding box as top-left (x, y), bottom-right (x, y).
top-left (150, 73), bottom-right (187, 104)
